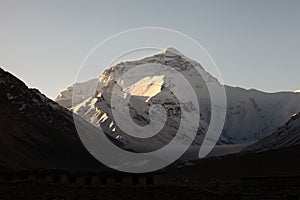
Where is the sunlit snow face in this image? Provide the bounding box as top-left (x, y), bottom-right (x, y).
top-left (295, 90), bottom-right (300, 93)
top-left (72, 27), bottom-right (227, 173)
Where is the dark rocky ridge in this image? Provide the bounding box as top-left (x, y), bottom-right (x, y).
top-left (0, 68), bottom-right (107, 171)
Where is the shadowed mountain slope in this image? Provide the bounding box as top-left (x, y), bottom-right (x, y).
top-left (0, 68), bottom-right (107, 171)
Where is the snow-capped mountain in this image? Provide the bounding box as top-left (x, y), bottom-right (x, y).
top-left (221, 86), bottom-right (300, 143)
top-left (55, 78), bottom-right (98, 109)
top-left (56, 48), bottom-right (300, 147)
top-left (243, 112), bottom-right (300, 152)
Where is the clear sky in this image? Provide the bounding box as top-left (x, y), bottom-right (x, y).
top-left (1, 0), bottom-right (299, 98)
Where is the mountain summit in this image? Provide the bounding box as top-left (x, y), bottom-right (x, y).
top-left (164, 47), bottom-right (185, 56)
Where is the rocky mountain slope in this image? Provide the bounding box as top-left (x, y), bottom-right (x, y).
top-left (243, 112), bottom-right (300, 152)
top-left (56, 48), bottom-right (300, 147)
top-left (0, 68), bottom-right (109, 171)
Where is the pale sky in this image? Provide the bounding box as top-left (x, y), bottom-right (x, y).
top-left (1, 0), bottom-right (300, 98)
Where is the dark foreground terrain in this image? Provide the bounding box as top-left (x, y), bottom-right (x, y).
top-left (0, 184), bottom-right (224, 200)
top-left (0, 144), bottom-right (300, 200)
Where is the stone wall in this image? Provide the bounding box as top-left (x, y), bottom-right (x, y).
top-left (0, 170), bottom-right (167, 187)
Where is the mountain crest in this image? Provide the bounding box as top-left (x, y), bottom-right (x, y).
top-left (164, 47), bottom-right (184, 56)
